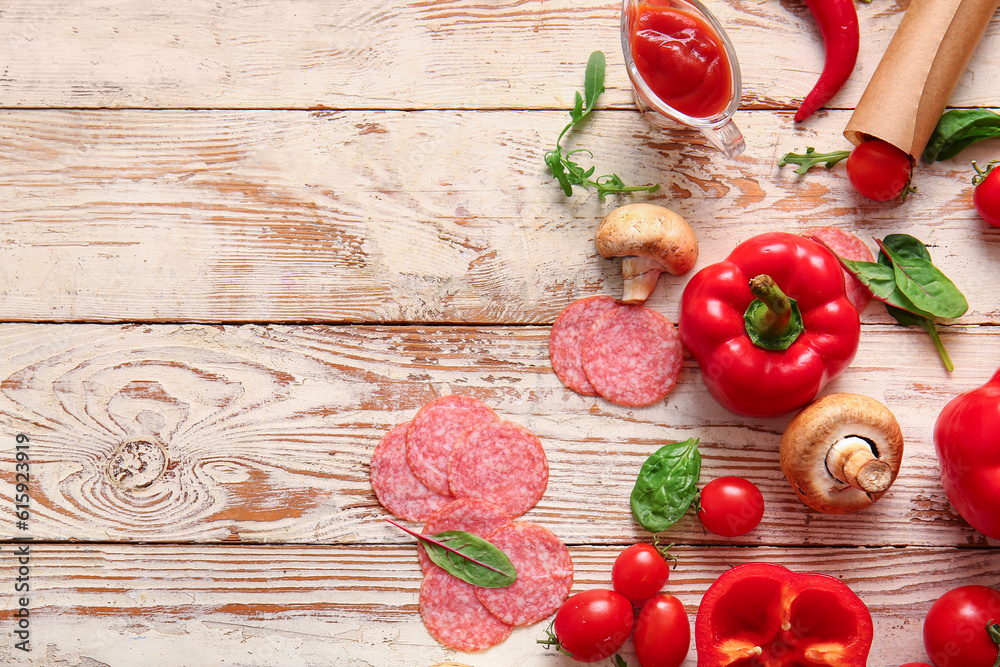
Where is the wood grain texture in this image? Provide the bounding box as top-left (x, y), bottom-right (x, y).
top-left (0, 322), bottom-right (996, 547)
top-left (3, 0), bottom-right (1000, 663)
top-left (0, 543), bottom-right (996, 666)
top-left (1, 108), bottom-right (999, 323)
top-left (0, 0), bottom-right (998, 110)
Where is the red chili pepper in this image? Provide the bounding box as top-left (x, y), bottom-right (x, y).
top-left (794, 0), bottom-right (860, 122)
top-left (695, 562), bottom-right (874, 666)
top-left (678, 232), bottom-right (860, 418)
top-left (933, 367), bottom-right (1000, 539)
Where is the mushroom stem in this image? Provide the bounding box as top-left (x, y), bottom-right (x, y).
top-left (825, 436), bottom-right (892, 493)
top-left (621, 256), bottom-right (663, 304)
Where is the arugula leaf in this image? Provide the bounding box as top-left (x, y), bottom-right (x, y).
top-left (630, 438), bottom-right (702, 533)
top-left (545, 51), bottom-right (659, 200)
top-left (777, 147), bottom-right (850, 174)
top-left (582, 50), bottom-right (605, 116)
top-left (386, 519), bottom-right (516, 588)
top-left (924, 109), bottom-right (1000, 162)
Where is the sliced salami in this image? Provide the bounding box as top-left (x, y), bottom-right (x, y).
top-left (801, 226), bottom-right (875, 313)
top-left (447, 421), bottom-right (548, 518)
top-left (370, 421), bottom-right (454, 522)
top-left (581, 305), bottom-right (682, 406)
top-left (420, 567), bottom-right (513, 652)
top-left (549, 295), bottom-right (623, 395)
top-left (475, 522), bottom-right (573, 626)
top-left (406, 395), bottom-right (499, 494)
top-left (419, 498), bottom-right (512, 573)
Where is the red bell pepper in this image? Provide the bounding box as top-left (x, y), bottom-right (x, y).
top-left (695, 562), bottom-right (874, 666)
top-left (933, 367), bottom-right (1000, 539)
top-left (679, 232), bottom-right (860, 418)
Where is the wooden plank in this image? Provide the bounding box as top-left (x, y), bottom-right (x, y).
top-left (1, 322), bottom-right (995, 547)
top-left (1, 0), bottom-right (998, 110)
top-left (0, 543), bottom-right (996, 665)
top-left (0, 108), bottom-right (997, 323)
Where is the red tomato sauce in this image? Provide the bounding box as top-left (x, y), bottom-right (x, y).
top-left (628, 2), bottom-right (733, 119)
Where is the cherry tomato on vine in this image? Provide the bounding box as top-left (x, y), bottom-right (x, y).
top-left (612, 543), bottom-right (671, 602)
top-left (697, 476), bottom-right (764, 537)
top-left (552, 589), bottom-right (634, 663)
top-left (846, 139), bottom-right (913, 202)
top-left (633, 593), bottom-right (690, 667)
top-left (923, 585), bottom-right (1000, 667)
top-left (973, 162), bottom-right (1000, 228)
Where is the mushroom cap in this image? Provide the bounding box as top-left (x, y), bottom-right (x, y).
top-left (780, 393), bottom-right (904, 514)
top-left (595, 203), bottom-right (698, 276)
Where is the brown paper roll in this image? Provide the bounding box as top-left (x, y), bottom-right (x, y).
top-left (844, 0), bottom-right (1000, 159)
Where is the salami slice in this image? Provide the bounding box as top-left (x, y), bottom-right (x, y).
top-left (370, 421), bottom-right (454, 522)
top-left (420, 567), bottom-right (513, 652)
top-left (447, 421), bottom-right (548, 518)
top-left (406, 395), bottom-right (499, 495)
top-left (419, 498), bottom-right (511, 573)
top-left (802, 226), bottom-right (875, 313)
top-left (549, 296), bottom-right (623, 396)
top-left (581, 305), bottom-right (682, 407)
top-left (475, 522), bottom-right (573, 626)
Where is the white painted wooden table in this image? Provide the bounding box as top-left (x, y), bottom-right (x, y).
top-left (0, 1), bottom-right (998, 665)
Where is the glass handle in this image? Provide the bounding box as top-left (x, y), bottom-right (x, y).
top-left (700, 119), bottom-right (745, 158)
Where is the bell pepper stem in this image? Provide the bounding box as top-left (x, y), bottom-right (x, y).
top-left (749, 274), bottom-right (792, 334)
top-left (744, 275), bottom-right (805, 350)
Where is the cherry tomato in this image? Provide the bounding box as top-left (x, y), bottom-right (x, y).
top-left (612, 543), bottom-right (670, 602)
top-left (697, 476), bottom-right (764, 537)
top-left (846, 139), bottom-right (913, 201)
top-left (923, 585), bottom-right (1000, 667)
top-left (973, 163), bottom-right (1000, 228)
top-left (553, 589), bottom-right (634, 663)
top-left (633, 593), bottom-right (690, 667)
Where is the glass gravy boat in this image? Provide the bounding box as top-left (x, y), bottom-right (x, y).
top-left (621, 0), bottom-right (745, 158)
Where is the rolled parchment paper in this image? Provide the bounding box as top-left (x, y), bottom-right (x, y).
top-left (844, 0), bottom-right (1000, 159)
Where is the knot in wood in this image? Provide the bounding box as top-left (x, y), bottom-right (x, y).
top-left (107, 439), bottom-right (167, 491)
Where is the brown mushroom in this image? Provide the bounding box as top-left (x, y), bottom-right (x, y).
top-left (779, 393), bottom-right (904, 514)
top-left (595, 203), bottom-right (698, 304)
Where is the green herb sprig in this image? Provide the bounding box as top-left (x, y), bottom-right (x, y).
top-left (386, 519), bottom-right (516, 588)
top-left (777, 147), bottom-right (850, 174)
top-left (630, 438), bottom-right (702, 534)
top-left (545, 51), bottom-right (659, 200)
top-left (825, 234), bottom-right (968, 372)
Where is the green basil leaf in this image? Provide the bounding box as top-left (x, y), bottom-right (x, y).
top-left (423, 530), bottom-right (517, 588)
top-left (583, 50), bottom-right (606, 115)
top-left (630, 438), bottom-right (702, 533)
top-left (876, 239), bottom-right (968, 319)
top-left (924, 109), bottom-right (1000, 162)
top-left (386, 519), bottom-right (516, 588)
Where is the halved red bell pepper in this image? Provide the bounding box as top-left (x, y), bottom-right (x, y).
top-left (696, 562), bottom-right (873, 666)
top-left (679, 232), bottom-right (860, 418)
top-left (934, 366), bottom-right (1000, 539)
